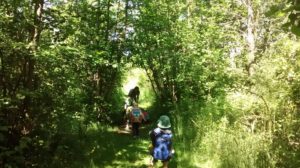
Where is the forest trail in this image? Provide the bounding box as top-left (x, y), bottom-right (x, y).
top-left (52, 124), bottom-right (168, 168)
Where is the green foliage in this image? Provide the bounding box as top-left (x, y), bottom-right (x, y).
top-left (198, 121), bottom-right (274, 168)
top-left (284, 0), bottom-right (300, 35)
top-left (172, 94), bottom-right (230, 167)
top-left (1, 0), bottom-right (127, 166)
top-left (1, 0), bottom-right (299, 167)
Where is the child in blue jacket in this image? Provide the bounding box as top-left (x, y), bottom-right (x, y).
top-left (149, 115), bottom-right (174, 168)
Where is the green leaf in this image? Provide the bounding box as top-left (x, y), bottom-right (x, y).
top-left (16, 93), bottom-right (26, 100)
top-left (291, 25), bottom-right (300, 36)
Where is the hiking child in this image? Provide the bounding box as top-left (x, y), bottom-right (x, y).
top-left (123, 97), bottom-right (133, 125)
top-left (124, 97), bottom-right (133, 111)
top-left (128, 86), bottom-right (140, 103)
top-left (127, 102), bottom-right (144, 137)
top-left (149, 115), bottom-right (174, 168)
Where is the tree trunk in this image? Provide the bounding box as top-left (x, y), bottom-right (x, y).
top-left (97, 0), bottom-right (111, 96)
top-left (105, 0), bottom-right (111, 43)
top-left (0, 50), bottom-right (7, 97)
top-left (21, 0), bottom-right (44, 134)
top-left (243, 0), bottom-right (256, 76)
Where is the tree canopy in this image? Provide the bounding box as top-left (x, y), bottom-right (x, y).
top-left (1, 0), bottom-right (299, 167)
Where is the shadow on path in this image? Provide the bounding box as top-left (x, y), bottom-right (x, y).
top-left (50, 124), bottom-right (177, 168)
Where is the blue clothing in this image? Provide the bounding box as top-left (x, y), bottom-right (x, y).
top-left (150, 128), bottom-right (173, 161)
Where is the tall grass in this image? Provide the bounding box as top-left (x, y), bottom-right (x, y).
top-left (195, 119), bottom-right (274, 168)
top-left (173, 97), bottom-right (275, 168)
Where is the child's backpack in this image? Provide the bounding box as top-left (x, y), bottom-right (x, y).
top-left (153, 130), bottom-right (172, 161)
top-left (130, 107), bottom-right (142, 123)
top-left (142, 111), bottom-right (149, 122)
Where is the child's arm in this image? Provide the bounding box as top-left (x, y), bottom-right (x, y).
top-left (149, 130), bottom-right (156, 146)
top-left (168, 133), bottom-right (175, 154)
top-left (140, 111), bottom-right (145, 121)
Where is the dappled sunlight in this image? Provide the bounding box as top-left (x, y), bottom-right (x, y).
top-left (195, 160), bottom-right (215, 168)
top-left (2, 0), bottom-right (298, 167)
top-left (53, 123), bottom-right (157, 168)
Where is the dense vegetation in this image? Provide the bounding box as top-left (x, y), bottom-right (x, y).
top-left (1, 0), bottom-right (299, 167)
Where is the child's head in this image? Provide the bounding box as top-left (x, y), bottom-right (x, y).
top-left (157, 115), bottom-right (171, 129)
top-left (133, 101), bottom-right (138, 107)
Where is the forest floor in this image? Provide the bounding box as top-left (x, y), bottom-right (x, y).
top-left (51, 123), bottom-right (177, 168)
